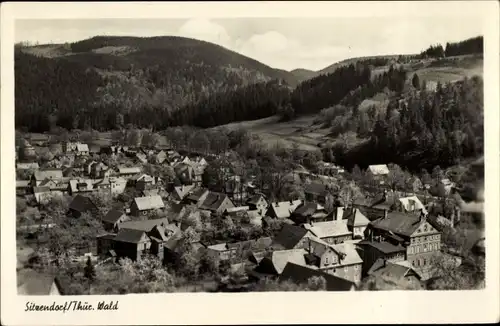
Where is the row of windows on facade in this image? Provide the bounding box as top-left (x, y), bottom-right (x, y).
top-left (411, 234), bottom-right (440, 244)
top-left (412, 257), bottom-right (430, 267)
top-left (408, 242), bottom-right (440, 254)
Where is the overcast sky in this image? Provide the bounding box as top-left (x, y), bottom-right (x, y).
top-left (16, 17), bottom-right (483, 71)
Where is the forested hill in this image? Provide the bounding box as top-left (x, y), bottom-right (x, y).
top-left (15, 36), bottom-right (298, 132)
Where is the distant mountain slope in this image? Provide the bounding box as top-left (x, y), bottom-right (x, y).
top-left (290, 68), bottom-right (317, 82)
top-left (15, 36), bottom-right (298, 132)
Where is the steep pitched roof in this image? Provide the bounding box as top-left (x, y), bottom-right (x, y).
top-left (280, 262), bottom-right (356, 291)
top-left (247, 194), bottom-right (266, 206)
top-left (114, 228), bottom-right (147, 244)
top-left (119, 218), bottom-right (169, 232)
top-left (368, 164), bottom-right (389, 175)
top-left (199, 192), bottom-right (232, 212)
top-left (173, 184), bottom-right (195, 200)
top-left (293, 202), bottom-right (326, 217)
top-left (76, 143), bottom-right (89, 152)
top-left (68, 195), bottom-right (97, 213)
top-left (258, 249), bottom-right (308, 275)
top-left (370, 212), bottom-right (426, 237)
top-left (331, 242), bottom-right (364, 266)
top-left (358, 240), bottom-right (406, 254)
top-left (398, 196), bottom-right (428, 215)
top-left (269, 200), bottom-right (303, 219)
top-left (272, 224), bottom-right (310, 250)
top-left (303, 220), bottom-right (351, 239)
top-left (102, 210), bottom-right (125, 224)
top-left (344, 208), bottom-right (370, 227)
top-left (369, 260), bottom-right (421, 280)
top-left (34, 169), bottom-right (63, 181)
top-left (185, 187), bottom-right (209, 202)
top-left (133, 195), bottom-right (165, 211)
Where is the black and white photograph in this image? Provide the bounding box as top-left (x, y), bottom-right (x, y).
top-left (1, 1), bottom-right (499, 325)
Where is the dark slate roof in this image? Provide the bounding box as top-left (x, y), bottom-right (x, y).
top-left (279, 262), bottom-right (356, 291)
top-left (272, 224), bottom-right (309, 250)
top-left (68, 195), bottom-right (97, 213)
top-left (358, 240), bottom-right (406, 254)
top-left (200, 192), bottom-right (230, 211)
top-left (247, 194), bottom-right (265, 206)
top-left (113, 228), bottom-right (146, 244)
top-left (370, 192), bottom-right (398, 210)
top-left (102, 210), bottom-right (125, 224)
top-left (304, 182), bottom-right (328, 196)
top-left (293, 202), bottom-right (321, 217)
top-left (186, 187), bottom-right (208, 202)
top-left (370, 212), bottom-right (425, 237)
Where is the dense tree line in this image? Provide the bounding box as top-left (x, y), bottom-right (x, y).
top-left (420, 44), bottom-right (445, 59)
top-left (15, 36), bottom-right (297, 132)
top-left (445, 36), bottom-right (483, 57)
top-left (291, 64), bottom-right (372, 115)
top-left (169, 80), bottom-right (292, 128)
top-left (333, 76), bottom-right (483, 172)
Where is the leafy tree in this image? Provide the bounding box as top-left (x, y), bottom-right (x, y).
top-left (411, 73), bottom-right (420, 89)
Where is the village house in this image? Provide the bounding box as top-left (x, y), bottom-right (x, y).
top-left (131, 174), bottom-right (161, 191)
top-left (367, 259), bottom-right (422, 286)
top-left (68, 195), bottom-right (99, 218)
top-left (206, 237), bottom-right (273, 262)
top-left (224, 178), bottom-right (247, 204)
top-left (342, 207), bottom-right (371, 239)
top-left (109, 177), bottom-right (127, 195)
top-left (130, 195), bottom-right (165, 217)
top-left (190, 163), bottom-right (206, 186)
top-left (246, 194), bottom-right (268, 216)
top-left (266, 199), bottom-right (303, 219)
top-left (183, 187), bottom-right (210, 206)
top-left (69, 179), bottom-right (95, 195)
top-left (367, 164), bottom-right (390, 183)
top-left (101, 209), bottom-right (129, 232)
top-left (112, 229), bottom-right (151, 261)
top-left (357, 239), bottom-right (407, 276)
top-left (31, 169), bottom-right (64, 187)
top-left (173, 162), bottom-right (195, 185)
top-left (303, 237), bottom-right (363, 284)
top-left (396, 195), bottom-right (428, 216)
top-left (90, 162), bottom-right (110, 179)
top-left (117, 166), bottom-right (142, 179)
top-left (93, 177), bottom-right (112, 193)
top-left (271, 224), bottom-right (316, 250)
top-left (199, 192), bottom-right (235, 215)
top-left (366, 211), bottom-right (442, 269)
top-left (255, 248), bottom-right (309, 276)
top-left (135, 152), bottom-right (148, 164)
top-left (97, 218), bottom-right (175, 261)
top-left (38, 176), bottom-right (69, 194)
top-left (20, 139), bottom-right (37, 159)
top-left (33, 186), bottom-right (62, 205)
top-left (303, 220), bottom-right (353, 245)
top-left (279, 262), bottom-right (356, 291)
top-left (63, 142), bottom-right (89, 156)
top-left (304, 182), bottom-right (330, 204)
top-left (171, 184), bottom-right (196, 202)
top-left (290, 202), bottom-right (329, 225)
top-left (154, 150), bottom-right (167, 164)
top-left (86, 160), bottom-right (98, 175)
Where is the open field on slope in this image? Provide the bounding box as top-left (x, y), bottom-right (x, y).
top-left (214, 115), bottom-right (330, 151)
